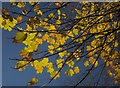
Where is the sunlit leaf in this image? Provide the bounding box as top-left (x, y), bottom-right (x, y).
top-left (16, 15), bottom-right (22, 22)
top-left (65, 69), bottom-right (74, 76)
top-left (74, 66), bottom-right (80, 74)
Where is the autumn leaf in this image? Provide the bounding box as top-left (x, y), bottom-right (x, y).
top-left (84, 60), bottom-right (89, 67)
top-left (74, 66), bottom-right (80, 74)
top-left (16, 15), bottom-right (22, 22)
top-left (55, 2), bottom-right (61, 7)
top-left (13, 32), bottom-right (27, 43)
top-left (65, 69), bottom-right (74, 76)
top-left (27, 77), bottom-right (39, 86)
top-left (2, 2), bottom-right (120, 85)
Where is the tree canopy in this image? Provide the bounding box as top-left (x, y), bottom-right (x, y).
top-left (1, 1), bottom-right (120, 86)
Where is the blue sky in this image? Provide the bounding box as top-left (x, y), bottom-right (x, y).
top-left (2, 2), bottom-right (119, 86)
top-left (2, 29), bottom-right (86, 86)
top-left (2, 2), bottom-right (81, 86)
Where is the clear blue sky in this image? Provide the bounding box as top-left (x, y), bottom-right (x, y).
top-left (2, 2), bottom-right (118, 86)
top-left (2, 2), bottom-right (81, 86)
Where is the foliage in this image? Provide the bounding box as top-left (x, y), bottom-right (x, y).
top-left (1, 1), bottom-right (120, 86)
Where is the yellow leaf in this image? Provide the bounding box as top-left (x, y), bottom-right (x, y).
top-left (29, 1), bottom-right (36, 5)
top-left (36, 66), bottom-right (43, 74)
top-left (55, 2), bottom-right (61, 7)
top-left (49, 24), bottom-right (56, 31)
top-left (34, 6), bottom-right (39, 12)
top-left (94, 61), bottom-right (98, 67)
top-left (42, 33), bottom-right (49, 41)
top-left (65, 69), bottom-right (74, 76)
top-left (48, 45), bottom-right (54, 54)
top-left (46, 62), bottom-right (53, 68)
top-left (62, 13), bottom-right (67, 18)
top-left (31, 78), bottom-right (39, 84)
top-left (74, 66), bottom-right (80, 74)
top-left (48, 13), bottom-right (54, 18)
top-left (20, 48), bottom-right (30, 58)
top-left (107, 70), bottom-right (113, 77)
top-left (66, 60), bottom-right (74, 68)
top-left (17, 2), bottom-right (26, 8)
top-left (48, 45), bottom-right (54, 50)
top-left (89, 57), bottom-right (98, 67)
top-left (0, 15), bottom-right (3, 28)
top-left (88, 52), bottom-right (93, 57)
top-left (58, 51), bottom-right (66, 58)
top-left (84, 60), bottom-right (89, 67)
top-left (114, 40), bottom-right (118, 47)
top-left (41, 58), bottom-right (49, 67)
top-left (57, 10), bottom-right (61, 15)
top-left (26, 41), bottom-right (38, 52)
top-left (38, 33), bottom-right (42, 37)
top-left (75, 9), bottom-right (81, 14)
top-left (47, 67), bottom-right (54, 73)
top-left (35, 38), bottom-right (42, 44)
top-left (56, 19), bottom-right (61, 25)
top-left (89, 57), bottom-right (95, 64)
top-left (73, 29), bottom-right (79, 35)
top-left (37, 10), bottom-right (43, 16)
top-left (16, 60), bottom-right (28, 71)
top-left (50, 71), bottom-right (60, 79)
top-left (56, 59), bottom-right (64, 68)
top-left (46, 62), bottom-right (54, 73)
top-left (26, 24), bottom-right (32, 31)
top-left (86, 46), bottom-right (92, 51)
top-left (47, 38), bottom-right (55, 44)
top-left (27, 77), bottom-right (39, 86)
top-left (110, 13), bottom-right (113, 19)
top-left (68, 31), bottom-right (74, 37)
top-left (113, 22), bottom-right (117, 28)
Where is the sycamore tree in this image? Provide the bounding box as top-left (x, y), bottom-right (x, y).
top-left (1, 1), bottom-right (120, 86)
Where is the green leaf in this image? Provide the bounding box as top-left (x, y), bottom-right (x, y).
top-left (13, 32), bottom-right (27, 43)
